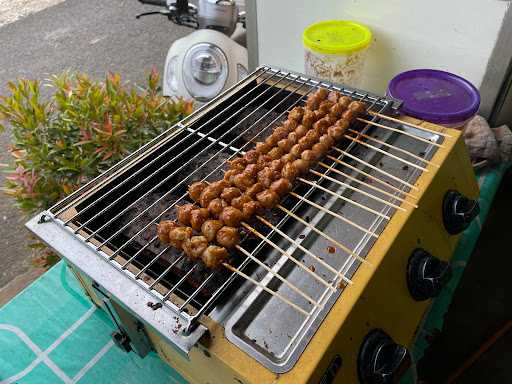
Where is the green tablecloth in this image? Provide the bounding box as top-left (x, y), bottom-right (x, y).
top-left (0, 164), bottom-right (509, 384)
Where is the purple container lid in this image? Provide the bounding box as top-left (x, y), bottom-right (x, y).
top-left (387, 69), bottom-right (480, 125)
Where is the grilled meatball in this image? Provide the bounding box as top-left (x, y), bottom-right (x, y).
top-left (302, 149), bottom-right (320, 163)
top-left (223, 169), bottom-right (240, 184)
top-left (348, 100), bottom-right (367, 114)
top-left (298, 135), bottom-right (315, 149)
top-left (313, 118), bottom-right (331, 134)
top-left (231, 194), bottom-right (253, 210)
top-left (257, 154), bottom-right (273, 165)
top-left (201, 219), bottom-right (224, 242)
top-left (188, 181), bottom-right (207, 202)
top-left (305, 130), bottom-right (321, 144)
top-left (211, 180), bottom-right (230, 191)
top-left (287, 131), bottom-right (299, 145)
top-left (264, 135), bottom-right (278, 148)
top-left (277, 138), bottom-right (294, 153)
top-left (157, 220), bottom-right (179, 243)
top-left (255, 141), bottom-right (272, 154)
top-left (182, 235), bottom-right (209, 260)
top-left (319, 100), bottom-right (334, 115)
top-left (243, 149), bottom-right (260, 164)
top-left (290, 143), bottom-right (305, 158)
top-left (324, 114), bottom-right (338, 126)
top-left (233, 172), bottom-right (255, 191)
top-left (312, 142), bottom-right (329, 156)
top-left (207, 198), bottom-right (228, 217)
top-left (293, 158), bottom-right (310, 174)
top-left (270, 159), bottom-right (284, 173)
top-left (289, 106), bottom-right (305, 121)
top-left (190, 208), bottom-right (210, 231)
top-left (282, 161), bottom-right (299, 181)
top-left (220, 206), bottom-right (244, 227)
top-left (228, 157), bottom-right (247, 171)
top-left (216, 226), bottom-right (240, 248)
top-left (245, 182), bottom-right (265, 198)
top-left (202, 245), bottom-right (229, 268)
top-left (294, 124), bottom-right (308, 138)
top-left (330, 102), bottom-right (346, 119)
top-left (328, 125), bottom-right (346, 141)
top-left (177, 204), bottom-right (195, 226)
top-left (273, 126), bottom-right (289, 141)
top-left (257, 167), bottom-right (280, 188)
top-left (282, 153), bottom-right (296, 164)
top-left (319, 134), bottom-right (335, 148)
top-left (302, 110), bottom-right (316, 128)
top-left (256, 189), bottom-right (280, 208)
top-left (220, 187), bottom-right (242, 204)
top-left (282, 119), bottom-right (298, 132)
top-left (341, 109), bottom-right (356, 122)
top-left (242, 163), bottom-right (260, 178)
top-left (199, 185), bottom-right (221, 208)
top-left (242, 200), bottom-right (263, 220)
top-left (338, 96), bottom-right (352, 108)
top-left (267, 147), bottom-right (284, 161)
top-left (169, 226), bottom-right (193, 250)
top-left (270, 178), bottom-right (292, 196)
top-left (313, 109), bottom-right (327, 120)
top-left (328, 91), bottom-right (342, 103)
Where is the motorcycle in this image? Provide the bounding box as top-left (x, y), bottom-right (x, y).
top-left (137, 0), bottom-right (248, 103)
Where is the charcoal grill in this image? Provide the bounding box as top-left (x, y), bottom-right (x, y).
top-left (27, 66), bottom-right (480, 383)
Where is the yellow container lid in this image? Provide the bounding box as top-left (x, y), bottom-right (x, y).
top-left (303, 20), bottom-right (372, 55)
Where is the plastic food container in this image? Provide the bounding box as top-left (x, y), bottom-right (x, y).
top-left (387, 69), bottom-right (480, 129)
top-left (303, 20), bottom-right (372, 87)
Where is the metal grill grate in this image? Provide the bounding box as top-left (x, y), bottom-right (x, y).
top-left (44, 66), bottom-right (443, 344)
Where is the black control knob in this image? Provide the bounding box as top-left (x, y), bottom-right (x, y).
top-left (442, 190), bottom-right (479, 235)
top-left (358, 329), bottom-right (411, 384)
top-left (407, 248), bottom-right (452, 301)
top-left (111, 330), bottom-right (132, 353)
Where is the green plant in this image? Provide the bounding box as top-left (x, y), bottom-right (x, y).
top-left (0, 70), bottom-right (193, 215)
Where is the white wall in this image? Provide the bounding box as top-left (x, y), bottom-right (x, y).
top-left (256, 0), bottom-right (509, 95)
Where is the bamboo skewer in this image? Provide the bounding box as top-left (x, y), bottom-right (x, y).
top-left (289, 192), bottom-right (379, 237)
top-left (325, 158), bottom-right (419, 199)
top-left (277, 205), bottom-right (370, 266)
top-left (241, 223), bottom-right (337, 292)
top-left (308, 170), bottom-right (407, 212)
top-left (347, 129), bottom-right (440, 168)
top-left (223, 263), bottom-right (309, 316)
top-left (235, 245), bottom-right (322, 308)
top-left (341, 136), bottom-right (429, 172)
top-left (317, 162), bottom-right (418, 208)
top-left (255, 215), bottom-right (353, 285)
top-left (358, 118), bottom-right (445, 148)
top-left (298, 178), bottom-right (391, 220)
top-left (328, 151), bottom-right (419, 191)
top-left (368, 111), bottom-right (453, 138)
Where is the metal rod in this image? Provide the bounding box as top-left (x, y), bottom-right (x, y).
top-left (317, 162), bottom-right (418, 208)
top-left (277, 204), bottom-right (370, 266)
top-left (162, 265), bottom-right (198, 301)
top-left (60, 68), bottom-right (275, 222)
top-left (347, 128), bottom-right (440, 168)
top-left (325, 157), bottom-right (419, 198)
top-left (308, 170), bottom-right (407, 212)
top-left (289, 191), bottom-right (380, 237)
top-left (91, 74), bottom-right (310, 249)
top-left (148, 254), bottom-right (188, 289)
top-left (298, 177), bottom-right (391, 219)
top-left (179, 273), bottom-right (214, 311)
top-left (76, 71), bottom-right (292, 236)
top-left (341, 136), bottom-right (429, 172)
top-left (358, 117), bottom-right (445, 148)
top-left (240, 222), bottom-right (336, 292)
top-left (135, 249), bottom-right (180, 278)
top-left (222, 263), bottom-right (309, 317)
top-left (368, 111), bottom-right (453, 138)
top-left (328, 151), bottom-right (419, 191)
top-left (255, 215), bottom-right (353, 285)
top-left (236, 245), bottom-right (321, 308)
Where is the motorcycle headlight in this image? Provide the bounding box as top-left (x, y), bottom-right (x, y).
top-left (166, 55), bottom-right (180, 94)
top-left (183, 43), bottom-right (228, 102)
